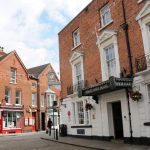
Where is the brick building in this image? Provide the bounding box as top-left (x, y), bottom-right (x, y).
top-left (0, 49), bottom-right (60, 134)
top-left (59, 0), bottom-right (150, 145)
top-left (28, 63), bottom-right (61, 131)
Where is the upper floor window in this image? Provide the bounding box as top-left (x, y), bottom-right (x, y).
top-left (16, 90), bottom-right (21, 105)
top-left (5, 88), bottom-right (11, 104)
top-left (73, 28), bottom-right (80, 47)
top-left (136, 1), bottom-right (150, 55)
top-left (41, 94), bottom-right (44, 107)
top-left (100, 5), bottom-right (112, 27)
top-left (97, 30), bottom-right (120, 81)
top-left (105, 45), bottom-right (116, 77)
top-left (32, 93), bottom-right (36, 106)
top-left (47, 94), bottom-right (55, 107)
top-left (10, 68), bottom-right (16, 84)
top-left (75, 63), bottom-right (82, 83)
top-left (32, 83), bottom-right (36, 88)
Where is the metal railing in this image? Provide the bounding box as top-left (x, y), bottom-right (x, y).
top-left (67, 80), bottom-right (88, 95)
top-left (135, 53), bottom-right (150, 72)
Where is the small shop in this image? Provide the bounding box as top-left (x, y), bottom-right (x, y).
top-left (0, 107), bottom-right (24, 134)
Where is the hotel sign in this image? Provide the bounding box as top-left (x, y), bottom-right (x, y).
top-left (82, 76), bottom-right (133, 96)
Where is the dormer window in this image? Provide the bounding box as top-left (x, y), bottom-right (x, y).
top-left (73, 28), bottom-right (80, 47)
top-left (100, 5), bottom-right (112, 27)
top-left (10, 68), bottom-right (16, 84)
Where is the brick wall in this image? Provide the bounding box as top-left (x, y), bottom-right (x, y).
top-left (59, 0), bottom-right (146, 99)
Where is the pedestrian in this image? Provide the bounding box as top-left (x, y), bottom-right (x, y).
top-left (47, 118), bottom-right (52, 136)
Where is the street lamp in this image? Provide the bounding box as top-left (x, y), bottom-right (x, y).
top-left (46, 88), bottom-right (56, 139)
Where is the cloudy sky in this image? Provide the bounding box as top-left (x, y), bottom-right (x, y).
top-left (0, 0), bottom-right (92, 75)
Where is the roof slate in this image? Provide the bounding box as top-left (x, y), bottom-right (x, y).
top-left (27, 63), bottom-right (50, 78)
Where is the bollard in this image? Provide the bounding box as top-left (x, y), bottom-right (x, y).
top-left (56, 129), bottom-right (58, 140)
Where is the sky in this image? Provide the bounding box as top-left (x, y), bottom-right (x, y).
top-left (0, 0), bottom-right (92, 76)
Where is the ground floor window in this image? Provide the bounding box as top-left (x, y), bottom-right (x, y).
top-left (3, 111), bottom-right (22, 129)
top-left (72, 100), bottom-right (90, 125)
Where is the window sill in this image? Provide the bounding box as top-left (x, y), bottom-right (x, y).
top-left (137, 0), bottom-right (143, 4)
top-left (15, 104), bottom-right (22, 107)
top-left (71, 125), bottom-right (92, 128)
top-left (71, 43), bottom-right (82, 51)
top-left (9, 82), bottom-right (17, 85)
top-left (6, 103), bottom-right (12, 106)
top-left (98, 20), bottom-right (113, 32)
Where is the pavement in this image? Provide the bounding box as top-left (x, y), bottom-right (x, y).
top-left (0, 131), bottom-right (150, 150)
top-left (41, 132), bottom-right (150, 150)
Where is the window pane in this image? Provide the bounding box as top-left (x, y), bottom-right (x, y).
top-left (73, 29), bottom-right (80, 47)
top-left (5, 88), bottom-right (11, 103)
top-left (105, 45), bottom-right (116, 77)
top-left (101, 5), bottom-right (112, 26)
top-left (77, 101), bottom-right (84, 124)
top-left (16, 90), bottom-right (21, 104)
top-left (10, 68), bottom-right (16, 83)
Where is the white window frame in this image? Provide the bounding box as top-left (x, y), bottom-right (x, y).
top-left (5, 88), bottom-right (11, 104)
top-left (147, 84), bottom-right (150, 102)
top-left (136, 1), bottom-right (150, 55)
top-left (32, 93), bottom-right (36, 107)
top-left (16, 90), bottom-right (21, 105)
top-left (32, 83), bottom-right (36, 88)
top-left (73, 28), bottom-right (80, 48)
top-left (3, 112), bottom-right (22, 129)
top-left (47, 94), bottom-right (56, 107)
top-left (70, 52), bottom-right (84, 86)
top-left (97, 30), bottom-right (120, 81)
top-left (104, 44), bottom-right (116, 77)
top-left (10, 68), bottom-right (16, 84)
top-left (41, 94), bottom-right (44, 107)
top-left (72, 100), bottom-right (90, 125)
top-left (100, 4), bottom-right (112, 27)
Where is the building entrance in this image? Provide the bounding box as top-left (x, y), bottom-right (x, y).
top-left (112, 101), bottom-right (123, 139)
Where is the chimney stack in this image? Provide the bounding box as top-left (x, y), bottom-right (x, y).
top-left (0, 46), bottom-right (6, 57)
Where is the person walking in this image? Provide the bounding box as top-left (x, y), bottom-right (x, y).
top-left (47, 118), bottom-right (52, 136)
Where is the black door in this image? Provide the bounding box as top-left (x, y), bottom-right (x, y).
top-left (112, 101), bottom-right (123, 139)
top-left (41, 113), bottom-right (45, 130)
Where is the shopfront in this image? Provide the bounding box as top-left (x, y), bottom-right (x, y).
top-left (0, 108), bottom-right (24, 134)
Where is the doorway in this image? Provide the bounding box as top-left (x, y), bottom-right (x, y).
top-left (112, 101), bottom-right (123, 139)
top-left (41, 113), bottom-right (45, 130)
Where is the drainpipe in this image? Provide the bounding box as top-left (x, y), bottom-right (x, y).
top-left (122, 0), bottom-right (133, 77)
top-left (122, 0), bottom-right (133, 143)
top-left (125, 88), bottom-right (133, 144)
top-left (37, 79), bottom-right (41, 131)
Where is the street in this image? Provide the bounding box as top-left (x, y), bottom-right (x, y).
top-left (0, 132), bottom-right (92, 150)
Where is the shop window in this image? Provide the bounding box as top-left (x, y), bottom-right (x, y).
top-left (3, 111), bottom-right (22, 129)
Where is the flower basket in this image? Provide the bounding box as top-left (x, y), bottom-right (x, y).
top-left (85, 103), bottom-right (93, 111)
top-left (130, 91), bottom-right (142, 101)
